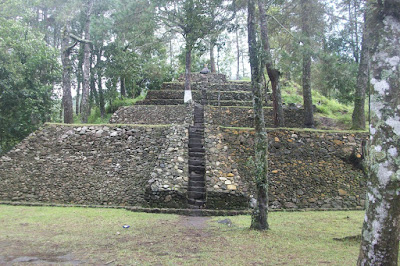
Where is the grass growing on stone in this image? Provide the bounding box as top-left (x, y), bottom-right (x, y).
top-left (0, 205), bottom-right (366, 265)
top-left (45, 123), bottom-right (172, 128)
top-left (281, 81), bottom-right (368, 128)
top-left (220, 125), bottom-right (368, 133)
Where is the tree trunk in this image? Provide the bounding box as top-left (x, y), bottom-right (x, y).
top-left (258, 0), bottom-right (284, 127)
top-left (301, 0), bottom-right (314, 128)
top-left (210, 41), bottom-right (216, 73)
top-left (236, 21), bottom-right (240, 80)
top-left (80, 0), bottom-right (94, 124)
top-left (76, 73), bottom-right (81, 115)
top-left (98, 72), bottom-right (105, 119)
top-left (357, 1), bottom-right (400, 265)
top-left (61, 25), bottom-right (73, 124)
top-left (120, 77), bottom-right (126, 98)
top-left (77, 43), bottom-right (84, 115)
top-left (184, 44), bottom-right (192, 103)
top-left (352, 10), bottom-right (370, 130)
top-left (248, 0), bottom-right (269, 231)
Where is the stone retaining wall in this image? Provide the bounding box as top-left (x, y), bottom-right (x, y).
top-left (0, 124), bottom-right (189, 207)
top-left (177, 73), bottom-right (227, 83)
top-left (109, 105), bottom-right (193, 125)
top-left (0, 123), bottom-right (368, 211)
top-left (162, 82), bottom-right (252, 92)
top-left (206, 106), bottom-right (305, 128)
top-left (205, 126), bottom-right (368, 210)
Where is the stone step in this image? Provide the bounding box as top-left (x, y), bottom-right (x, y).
top-left (189, 147), bottom-right (205, 153)
top-left (188, 143), bottom-right (204, 149)
top-left (189, 152), bottom-right (205, 158)
top-left (136, 99), bottom-right (185, 105)
top-left (162, 83), bottom-right (251, 92)
top-left (187, 191), bottom-right (206, 200)
top-left (189, 171), bottom-right (205, 179)
top-left (188, 186), bottom-right (206, 193)
top-left (189, 139), bottom-right (203, 144)
top-left (189, 180), bottom-right (206, 187)
top-left (189, 159), bottom-right (205, 166)
top-left (189, 165), bottom-right (205, 173)
top-left (189, 132), bottom-right (204, 139)
top-left (193, 123), bottom-right (204, 128)
top-left (208, 100), bottom-right (253, 107)
top-left (187, 198), bottom-right (206, 207)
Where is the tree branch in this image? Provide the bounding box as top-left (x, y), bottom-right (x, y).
top-left (69, 34), bottom-right (93, 44)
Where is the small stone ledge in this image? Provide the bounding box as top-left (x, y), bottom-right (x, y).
top-left (219, 126), bottom-right (368, 134)
top-left (45, 122), bottom-right (172, 128)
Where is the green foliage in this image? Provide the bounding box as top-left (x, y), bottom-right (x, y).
top-left (313, 43), bottom-right (358, 104)
top-left (105, 94), bottom-right (146, 114)
top-left (281, 80), bottom-right (354, 127)
top-left (0, 18), bottom-right (61, 154)
top-left (87, 108), bottom-right (112, 124)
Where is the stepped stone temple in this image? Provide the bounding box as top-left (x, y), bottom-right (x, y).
top-left (0, 73), bottom-right (368, 212)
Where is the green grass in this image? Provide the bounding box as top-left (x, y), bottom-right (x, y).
top-left (0, 205), bottom-right (366, 265)
top-left (281, 81), bottom-right (364, 129)
top-left (72, 95), bottom-right (146, 125)
top-left (220, 126), bottom-right (368, 133)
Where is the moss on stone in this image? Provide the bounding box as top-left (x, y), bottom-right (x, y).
top-left (45, 123), bottom-right (172, 128)
top-left (219, 125), bottom-right (368, 133)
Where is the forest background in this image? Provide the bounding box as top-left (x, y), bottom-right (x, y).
top-left (0, 0), bottom-right (366, 154)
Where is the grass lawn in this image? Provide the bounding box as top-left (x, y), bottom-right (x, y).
top-left (0, 205), bottom-right (364, 265)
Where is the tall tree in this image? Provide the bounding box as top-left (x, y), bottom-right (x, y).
top-left (0, 18), bottom-right (60, 154)
top-left (248, 0), bottom-right (269, 231)
top-left (301, 0), bottom-right (314, 128)
top-left (352, 9), bottom-right (370, 130)
top-left (157, 0), bottom-right (211, 102)
top-left (80, 0), bottom-right (94, 123)
top-left (61, 24), bottom-right (75, 124)
top-left (258, 0), bottom-right (284, 127)
top-left (357, 0), bottom-right (400, 264)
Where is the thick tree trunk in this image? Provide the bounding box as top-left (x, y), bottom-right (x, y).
top-left (258, 0), bottom-right (284, 127)
top-left (120, 77), bottom-right (126, 98)
top-left (80, 0), bottom-right (93, 124)
top-left (352, 10), bottom-right (370, 130)
top-left (248, 0), bottom-right (269, 231)
top-left (236, 22), bottom-right (240, 80)
top-left (61, 26), bottom-right (73, 124)
top-left (210, 42), bottom-right (216, 73)
top-left (76, 74), bottom-right (81, 115)
top-left (357, 1), bottom-right (400, 265)
top-left (89, 64), bottom-right (97, 110)
top-left (184, 44), bottom-right (192, 103)
top-left (77, 43), bottom-right (84, 115)
top-left (301, 0), bottom-right (314, 128)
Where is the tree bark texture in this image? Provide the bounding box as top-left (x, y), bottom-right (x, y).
top-left (61, 26), bottom-right (73, 124)
top-left (352, 9), bottom-right (370, 130)
top-left (248, 0), bottom-right (269, 231)
top-left (257, 0), bottom-right (284, 127)
top-left (120, 77), bottom-right (126, 98)
top-left (357, 1), bottom-right (400, 265)
top-left (184, 44), bottom-right (192, 103)
top-left (210, 42), bottom-right (216, 73)
top-left (80, 0), bottom-right (94, 124)
top-left (236, 22), bottom-right (240, 80)
top-left (95, 47), bottom-right (105, 118)
top-left (301, 0), bottom-right (314, 128)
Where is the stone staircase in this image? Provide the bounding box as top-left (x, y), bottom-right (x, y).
top-left (136, 81), bottom-right (272, 107)
top-left (187, 103), bottom-right (207, 209)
